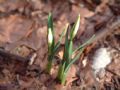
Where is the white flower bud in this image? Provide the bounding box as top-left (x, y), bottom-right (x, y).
top-left (48, 28), bottom-right (53, 46)
top-left (71, 14), bottom-right (80, 39)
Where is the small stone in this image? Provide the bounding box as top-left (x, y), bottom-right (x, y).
top-left (92, 48), bottom-right (111, 74)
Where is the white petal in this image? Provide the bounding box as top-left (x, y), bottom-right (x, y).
top-left (48, 28), bottom-right (53, 45)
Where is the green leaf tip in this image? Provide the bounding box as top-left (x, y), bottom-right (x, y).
top-left (48, 12), bottom-right (53, 32)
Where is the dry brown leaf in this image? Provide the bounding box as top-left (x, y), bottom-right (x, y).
top-left (0, 0), bottom-right (27, 12)
top-left (66, 65), bottom-right (77, 86)
top-left (58, 49), bottom-right (64, 60)
top-left (0, 15), bottom-right (33, 45)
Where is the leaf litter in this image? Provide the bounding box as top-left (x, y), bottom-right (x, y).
top-left (0, 0), bottom-right (120, 90)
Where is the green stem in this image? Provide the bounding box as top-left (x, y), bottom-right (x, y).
top-left (57, 62), bottom-right (66, 85)
top-left (61, 73), bottom-right (66, 85)
top-left (46, 59), bottom-right (53, 74)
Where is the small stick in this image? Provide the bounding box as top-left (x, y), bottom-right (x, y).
top-left (29, 53), bottom-right (37, 65)
top-left (106, 68), bottom-right (120, 77)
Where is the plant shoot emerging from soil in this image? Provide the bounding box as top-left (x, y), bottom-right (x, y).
top-left (46, 13), bottom-right (67, 74)
top-left (47, 13), bottom-right (94, 85)
top-left (57, 14), bottom-right (95, 85)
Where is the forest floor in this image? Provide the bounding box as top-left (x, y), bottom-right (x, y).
top-left (0, 0), bottom-right (120, 90)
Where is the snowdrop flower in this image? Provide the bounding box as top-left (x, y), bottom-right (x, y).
top-left (48, 28), bottom-right (53, 46)
top-left (92, 48), bottom-right (111, 74)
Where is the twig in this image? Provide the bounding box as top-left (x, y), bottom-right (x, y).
top-left (106, 68), bottom-right (120, 77)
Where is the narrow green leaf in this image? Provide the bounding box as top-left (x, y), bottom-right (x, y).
top-left (54, 24), bottom-right (69, 52)
top-left (61, 72), bottom-right (67, 85)
top-left (64, 48), bottom-right (84, 73)
top-left (46, 58), bottom-right (53, 73)
top-left (48, 13), bottom-right (53, 33)
top-left (68, 40), bottom-right (73, 62)
top-left (63, 26), bottom-right (69, 61)
top-left (72, 35), bottom-right (95, 55)
top-left (57, 62), bottom-right (66, 81)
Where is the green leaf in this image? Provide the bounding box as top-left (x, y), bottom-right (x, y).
top-left (70, 14), bottom-right (80, 40)
top-left (72, 35), bottom-right (95, 55)
top-left (61, 72), bottom-right (67, 85)
top-left (68, 40), bottom-right (73, 63)
top-left (57, 62), bottom-right (66, 81)
top-left (46, 58), bottom-right (53, 73)
top-left (63, 26), bottom-right (69, 61)
top-left (64, 48), bottom-right (84, 73)
top-left (54, 24), bottom-right (69, 52)
top-left (48, 13), bottom-right (53, 33)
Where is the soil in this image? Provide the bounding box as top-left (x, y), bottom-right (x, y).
top-left (0, 0), bottom-right (120, 90)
